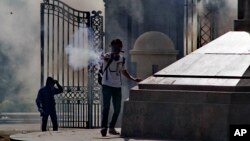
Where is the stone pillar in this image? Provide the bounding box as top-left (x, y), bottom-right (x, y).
top-left (235, 0), bottom-right (250, 31)
top-left (244, 0), bottom-right (250, 19)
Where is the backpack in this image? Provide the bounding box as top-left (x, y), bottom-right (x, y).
top-left (98, 54), bottom-right (114, 85)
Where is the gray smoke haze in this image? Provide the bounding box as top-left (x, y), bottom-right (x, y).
top-left (0, 0), bottom-right (41, 112)
top-left (197, 0), bottom-right (225, 12)
top-left (119, 0), bottom-right (144, 24)
top-left (0, 0), bottom-right (104, 112)
top-left (197, 0), bottom-right (237, 36)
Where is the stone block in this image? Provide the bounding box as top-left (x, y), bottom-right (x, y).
top-left (121, 101), bottom-right (229, 141)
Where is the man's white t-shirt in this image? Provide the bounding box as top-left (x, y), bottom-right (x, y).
top-left (101, 52), bottom-right (126, 88)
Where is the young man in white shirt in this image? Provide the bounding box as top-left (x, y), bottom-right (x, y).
top-left (100, 39), bottom-right (141, 136)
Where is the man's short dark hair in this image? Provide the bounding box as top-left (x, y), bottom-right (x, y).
top-left (111, 39), bottom-right (123, 47)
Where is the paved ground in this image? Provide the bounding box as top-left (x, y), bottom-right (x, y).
top-left (0, 124), bottom-right (40, 133)
top-left (10, 129), bottom-right (165, 141)
top-left (0, 124), bottom-right (171, 141)
top-left (0, 124), bottom-right (40, 141)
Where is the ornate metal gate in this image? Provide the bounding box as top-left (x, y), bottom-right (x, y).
top-left (40, 0), bottom-right (103, 128)
top-left (197, 8), bottom-right (216, 48)
top-left (184, 0), bottom-right (216, 55)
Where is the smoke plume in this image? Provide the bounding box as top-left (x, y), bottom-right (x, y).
top-left (65, 28), bottom-right (102, 70)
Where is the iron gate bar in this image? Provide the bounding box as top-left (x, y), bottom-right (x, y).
top-left (40, 4), bottom-right (44, 87)
top-left (190, 0), bottom-right (195, 53)
top-left (67, 7), bottom-right (69, 87)
top-left (57, 0), bottom-right (60, 82)
top-left (62, 4), bottom-right (64, 86)
top-left (184, 0), bottom-right (197, 55)
top-left (52, 0), bottom-right (55, 78)
top-left (87, 70), bottom-right (92, 128)
top-left (73, 10), bottom-right (74, 87)
top-left (184, 0), bottom-right (188, 55)
top-left (76, 11), bottom-right (79, 87)
top-left (47, 3), bottom-right (50, 79)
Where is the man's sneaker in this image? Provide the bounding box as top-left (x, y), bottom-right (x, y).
top-left (100, 128), bottom-right (107, 137)
top-left (109, 128), bottom-right (120, 135)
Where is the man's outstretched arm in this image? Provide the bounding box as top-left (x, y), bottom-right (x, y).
top-left (122, 69), bottom-right (141, 82)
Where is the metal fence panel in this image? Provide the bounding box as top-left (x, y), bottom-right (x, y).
top-left (40, 0), bottom-right (103, 128)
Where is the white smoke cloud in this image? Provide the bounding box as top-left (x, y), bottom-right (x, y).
top-left (66, 46), bottom-right (102, 70)
top-left (65, 27), bottom-right (103, 70)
